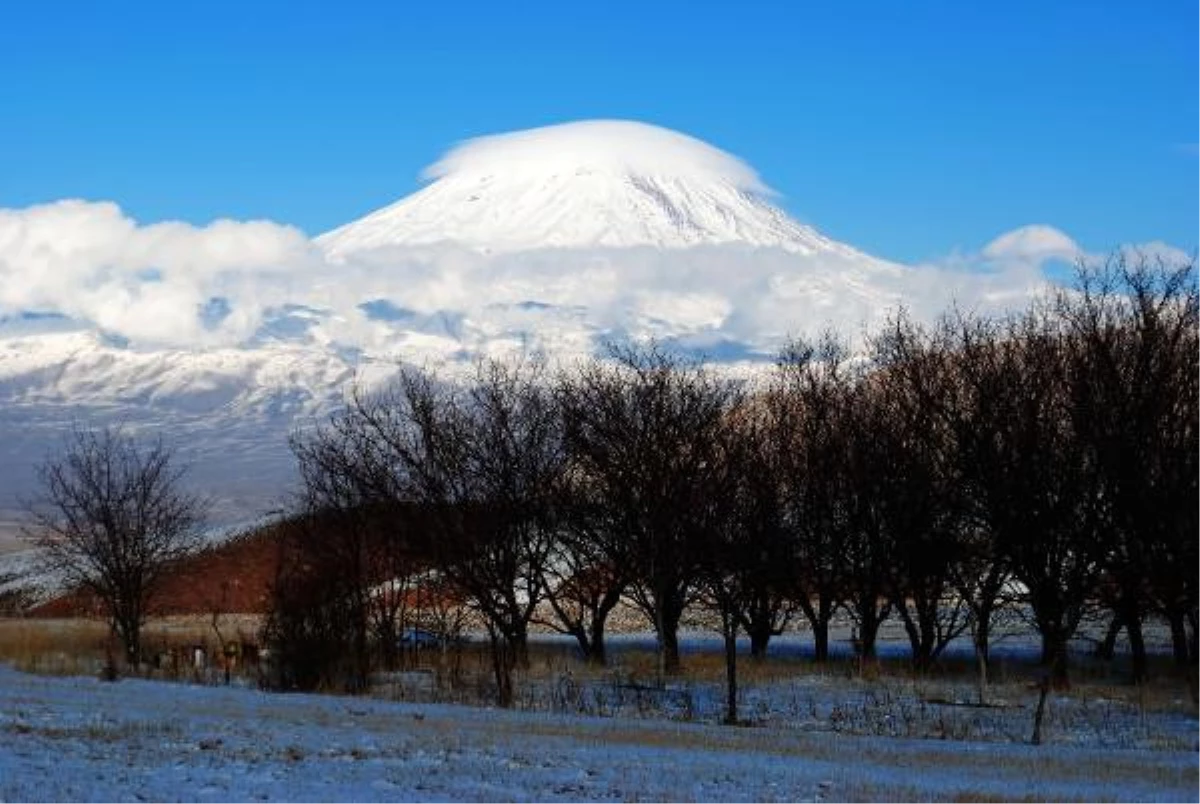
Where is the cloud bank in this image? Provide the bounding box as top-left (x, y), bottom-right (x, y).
top-left (0, 200), bottom-right (318, 345)
top-left (0, 199), bottom-right (1184, 362)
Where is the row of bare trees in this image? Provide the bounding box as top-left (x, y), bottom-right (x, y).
top-left (873, 258), bottom-right (1198, 686)
top-left (264, 259), bottom-right (1197, 711)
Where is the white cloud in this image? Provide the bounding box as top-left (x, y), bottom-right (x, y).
top-left (0, 200), bottom-right (317, 346)
top-left (0, 201), bottom-right (1187, 361)
top-left (981, 224), bottom-right (1082, 263)
top-left (1117, 240), bottom-right (1193, 267)
top-left (422, 120), bottom-right (771, 195)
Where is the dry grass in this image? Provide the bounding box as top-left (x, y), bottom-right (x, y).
top-left (4, 615), bottom-right (1196, 749)
top-left (0, 615), bottom-right (264, 679)
top-left (0, 618), bottom-right (112, 675)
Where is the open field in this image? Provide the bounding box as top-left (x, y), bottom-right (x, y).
top-left (0, 616), bottom-right (1196, 802)
top-left (0, 660), bottom-right (1195, 802)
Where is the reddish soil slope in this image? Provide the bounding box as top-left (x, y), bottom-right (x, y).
top-left (31, 528), bottom-right (280, 618)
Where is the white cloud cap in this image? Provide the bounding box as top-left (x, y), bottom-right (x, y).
top-left (982, 224), bottom-right (1082, 262)
top-left (423, 119), bottom-right (771, 194)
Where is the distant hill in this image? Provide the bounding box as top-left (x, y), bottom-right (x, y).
top-left (31, 525), bottom-right (281, 618)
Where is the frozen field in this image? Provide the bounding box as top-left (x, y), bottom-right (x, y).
top-left (0, 661), bottom-right (1196, 802)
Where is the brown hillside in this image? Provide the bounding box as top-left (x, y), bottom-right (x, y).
top-left (31, 526), bottom-right (281, 618)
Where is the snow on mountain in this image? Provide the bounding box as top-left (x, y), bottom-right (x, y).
top-left (0, 329), bottom-right (358, 533)
top-left (316, 120), bottom-right (867, 258)
top-left (0, 119), bottom-right (1056, 539)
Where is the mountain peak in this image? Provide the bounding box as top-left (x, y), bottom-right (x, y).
top-left (317, 120), bottom-right (860, 257)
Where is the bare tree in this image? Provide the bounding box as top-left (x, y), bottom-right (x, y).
top-left (932, 312), bottom-right (1014, 686)
top-left (772, 333), bottom-right (852, 663)
top-left (28, 425), bottom-right (205, 666)
top-left (559, 343), bottom-right (737, 677)
top-left (537, 517), bottom-right (628, 666)
top-left (870, 314), bottom-right (974, 670)
top-left (837, 381), bottom-right (898, 665)
top-left (272, 357), bottom-right (562, 705)
top-left (966, 305), bottom-right (1105, 688)
top-left (1056, 257), bottom-right (1198, 680)
top-left (698, 394), bottom-right (793, 724)
top-left (710, 393), bottom-right (797, 662)
top-left (347, 358), bottom-right (562, 706)
top-left (263, 359), bottom-right (440, 689)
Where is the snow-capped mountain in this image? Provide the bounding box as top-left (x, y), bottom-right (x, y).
top-left (318, 120), bottom-right (865, 259)
top-left (0, 120), bottom-right (1052, 538)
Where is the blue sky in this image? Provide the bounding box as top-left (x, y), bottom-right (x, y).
top-left (1, 0), bottom-right (1195, 263)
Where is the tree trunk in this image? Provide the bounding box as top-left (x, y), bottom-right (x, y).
top-left (654, 595), bottom-right (684, 677)
top-left (660, 623), bottom-right (681, 676)
top-left (1188, 608), bottom-right (1199, 664)
top-left (376, 621), bottom-right (399, 672)
top-left (969, 607), bottom-right (993, 704)
top-left (856, 598), bottom-right (886, 661)
top-left (1189, 609), bottom-right (1200, 711)
top-left (898, 600), bottom-right (922, 663)
top-left (859, 618), bottom-right (880, 661)
top-left (1030, 675), bottom-right (1050, 745)
top-left (1168, 610), bottom-right (1190, 667)
top-left (350, 604), bottom-right (370, 693)
top-left (812, 621), bottom-right (829, 662)
top-left (587, 617), bottom-right (608, 667)
top-left (744, 596), bottom-right (779, 660)
top-left (723, 609), bottom-right (738, 725)
top-left (917, 600), bottom-right (940, 668)
top-left (553, 588), bottom-right (619, 667)
top-left (748, 628), bottom-right (771, 660)
top-left (974, 600), bottom-right (993, 666)
top-left (115, 612), bottom-right (142, 668)
top-left (800, 596), bottom-right (834, 662)
top-left (568, 624), bottom-right (591, 664)
top-left (974, 634), bottom-right (989, 706)
top-left (1039, 629), bottom-right (1071, 690)
top-left (585, 586), bottom-right (624, 667)
top-left (489, 632), bottom-right (515, 708)
top-left (897, 598), bottom-right (937, 671)
top-left (1096, 613), bottom-right (1123, 661)
top-left (124, 631), bottom-right (140, 667)
top-left (1127, 612), bottom-right (1147, 684)
top-left (510, 626), bottom-right (529, 670)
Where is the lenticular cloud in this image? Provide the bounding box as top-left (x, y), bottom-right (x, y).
top-left (422, 119), bottom-right (772, 194)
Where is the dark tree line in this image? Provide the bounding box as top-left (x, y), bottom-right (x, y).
top-left (873, 258), bottom-right (1197, 686)
top-left (265, 258), bottom-right (1197, 707)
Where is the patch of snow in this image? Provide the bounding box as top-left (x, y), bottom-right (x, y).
top-left (0, 663), bottom-right (1194, 802)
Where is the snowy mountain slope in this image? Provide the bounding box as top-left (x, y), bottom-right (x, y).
top-left (0, 120), bottom-right (1054, 540)
top-left (317, 120), bottom-right (868, 258)
top-left (0, 329), bottom-right (358, 530)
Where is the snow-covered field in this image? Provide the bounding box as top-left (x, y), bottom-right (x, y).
top-left (1, 656), bottom-right (1195, 803)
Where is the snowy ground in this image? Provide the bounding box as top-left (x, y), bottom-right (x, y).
top-left (0, 660), bottom-right (1196, 802)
